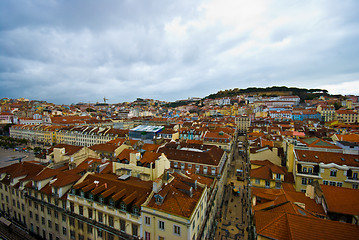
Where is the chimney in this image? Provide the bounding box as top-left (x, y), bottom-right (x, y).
top-left (153, 178), bottom-right (163, 193)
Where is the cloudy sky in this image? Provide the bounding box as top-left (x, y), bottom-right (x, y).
top-left (1, 0), bottom-right (359, 104)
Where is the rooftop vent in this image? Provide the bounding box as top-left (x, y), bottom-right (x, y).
top-left (355, 159), bottom-right (359, 163)
top-left (341, 158), bottom-right (345, 161)
top-left (302, 154), bottom-right (306, 158)
top-left (315, 156), bottom-right (318, 159)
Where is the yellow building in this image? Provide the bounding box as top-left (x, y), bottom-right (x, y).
top-left (68, 173), bottom-right (152, 240)
top-left (141, 172), bottom-right (213, 240)
top-left (250, 160), bottom-right (289, 189)
top-left (316, 105), bottom-right (335, 122)
top-left (293, 149), bottom-right (359, 192)
top-left (335, 110), bottom-right (358, 123)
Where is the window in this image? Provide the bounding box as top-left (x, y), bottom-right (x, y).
top-left (303, 167), bottom-right (307, 173)
top-left (69, 217), bottom-right (74, 226)
top-left (145, 216), bottom-right (151, 225)
top-left (42, 217), bottom-right (45, 225)
top-left (174, 225), bottom-right (181, 236)
top-left (330, 170), bottom-right (337, 177)
top-left (70, 230), bottom-right (75, 240)
top-left (30, 211), bottom-right (33, 218)
top-left (255, 179), bottom-right (260, 184)
top-left (353, 184), bottom-right (358, 189)
top-left (62, 214), bottom-right (66, 222)
top-left (308, 178), bottom-right (313, 184)
top-left (97, 229), bottom-right (103, 237)
top-left (98, 212), bottom-right (103, 223)
top-left (265, 180), bottom-right (270, 188)
top-left (78, 221), bottom-right (83, 230)
top-left (133, 207), bottom-right (139, 215)
top-left (353, 172), bottom-right (358, 179)
top-left (47, 208), bottom-right (51, 216)
top-left (87, 224), bottom-right (93, 234)
top-left (54, 210), bottom-right (58, 219)
top-left (48, 220), bottom-right (52, 228)
top-left (120, 219), bottom-right (126, 232)
top-left (159, 220), bottom-right (165, 230)
top-left (70, 202), bottom-right (74, 212)
top-left (212, 167), bottom-right (216, 175)
top-left (88, 208), bottom-right (93, 219)
top-left (323, 180), bottom-right (329, 185)
top-left (35, 214), bottom-right (39, 222)
top-left (188, 164), bottom-right (192, 169)
top-left (121, 203), bottom-right (127, 211)
top-left (276, 173), bottom-right (281, 180)
top-left (55, 223), bottom-right (59, 232)
top-left (109, 216), bottom-right (114, 227)
top-left (132, 224), bottom-right (138, 236)
top-left (337, 182), bottom-right (343, 187)
top-left (79, 206), bottom-right (83, 215)
top-left (301, 178), bottom-right (307, 185)
top-left (41, 205), bottom-right (44, 212)
top-left (308, 168), bottom-right (313, 174)
top-left (196, 165), bottom-right (200, 172)
top-left (329, 181), bottom-right (336, 186)
top-left (145, 232), bottom-right (150, 240)
top-left (203, 166), bottom-right (208, 174)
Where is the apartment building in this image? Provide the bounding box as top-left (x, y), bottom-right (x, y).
top-left (0, 162), bottom-right (82, 240)
top-left (142, 172), bottom-right (214, 240)
top-left (335, 110), bottom-right (358, 123)
top-left (293, 149), bottom-right (359, 192)
top-left (10, 124), bottom-right (128, 147)
top-left (68, 173), bottom-right (153, 240)
top-left (158, 142), bottom-right (227, 177)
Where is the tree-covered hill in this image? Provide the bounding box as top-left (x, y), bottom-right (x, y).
top-left (204, 86), bottom-right (329, 101)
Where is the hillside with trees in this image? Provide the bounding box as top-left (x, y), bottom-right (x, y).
top-left (204, 86), bottom-right (329, 101)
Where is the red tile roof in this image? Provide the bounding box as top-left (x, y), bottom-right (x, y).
top-left (320, 184), bottom-right (359, 216)
top-left (255, 211), bottom-right (359, 240)
top-left (295, 149), bottom-right (359, 167)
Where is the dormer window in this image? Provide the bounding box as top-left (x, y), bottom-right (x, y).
top-left (99, 197), bottom-right (104, 204)
top-left (80, 191), bottom-right (85, 198)
top-left (71, 189), bottom-right (76, 195)
top-left (133, 206), bottom-right (139, 215)
top-left (154, 195), bottom-right (163, 205)
top-left (120, 203), bottom-right (126, 211)
top-left (89, 193), bottom-right (94, 201)
top-left (109, 200), bottom-right (115, 207)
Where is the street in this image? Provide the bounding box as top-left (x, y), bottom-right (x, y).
top-left (214, 135), bottom-right (251, 239)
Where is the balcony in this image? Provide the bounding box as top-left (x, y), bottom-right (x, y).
top-left (296, 171), bottom-right (321, 179)
top-left (298, 171), bottom-right (319, 176)
top-left (345, 176), bottom-right (359, 183)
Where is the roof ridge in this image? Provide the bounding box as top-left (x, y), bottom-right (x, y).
top-left (283, 212), bottom-right (294, 240)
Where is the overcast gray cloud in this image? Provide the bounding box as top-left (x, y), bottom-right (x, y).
top-left (1, 0), bottom-right (359, 104)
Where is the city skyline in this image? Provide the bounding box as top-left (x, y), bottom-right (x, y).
top-left (1, 0), bottom-right (359, 104)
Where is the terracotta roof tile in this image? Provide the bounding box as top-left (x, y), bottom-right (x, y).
top-left (320, 184), bottom-right (359, 216)
top-left (295, 149), bottom-right (359, 167)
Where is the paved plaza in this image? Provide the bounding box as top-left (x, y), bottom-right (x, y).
top-left (0, 148), bottom-right (36, 168)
